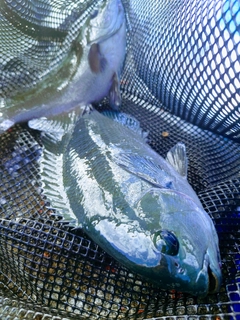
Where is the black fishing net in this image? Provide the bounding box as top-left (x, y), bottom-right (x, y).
top-left (0, 0), bottom-right (240, 319)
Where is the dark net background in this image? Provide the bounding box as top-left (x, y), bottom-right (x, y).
top-left (0, 0), bottom-right (239, 319)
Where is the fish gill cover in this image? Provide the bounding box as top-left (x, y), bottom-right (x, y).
top-left (0, 0), bottom-right (239, 319)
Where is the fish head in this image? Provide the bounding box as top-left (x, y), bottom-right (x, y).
top-left (136, 187), bottom-right (222, 296)
top-left (82, 0), bottom-right (125, 44)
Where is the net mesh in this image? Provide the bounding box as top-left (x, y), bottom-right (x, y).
top-left (121, 0), bottom-right (240, 141)
top-left (0, 0), bottom-right (240, 319)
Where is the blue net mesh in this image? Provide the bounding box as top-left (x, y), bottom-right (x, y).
top-left (121, 0), bottom-right (240, 141)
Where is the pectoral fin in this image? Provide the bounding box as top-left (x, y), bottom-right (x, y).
top-left (88, 43), bottom-right (107, 73)
top-left (115, 152), bottom-right (173, 188)
top-left (166, 143), bottom-right (188, 177)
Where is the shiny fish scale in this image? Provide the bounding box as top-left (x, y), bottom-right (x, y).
top-left (74, 126), bottom-right (133, 215)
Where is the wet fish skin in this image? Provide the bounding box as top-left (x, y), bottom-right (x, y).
top-left (0, 0), bottom-right (126, 132)
top-left (56, 110), bottom-right (221, 297)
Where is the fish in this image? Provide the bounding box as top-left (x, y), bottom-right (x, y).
top-left (37, 109), bottom-right (222, 297)
top-left (0, 0), bottom-right (126, 132)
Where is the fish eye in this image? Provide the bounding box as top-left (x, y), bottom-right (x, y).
top-left (153, 230), bottom-right (179, 256)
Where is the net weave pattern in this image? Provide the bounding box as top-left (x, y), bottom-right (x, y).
top-left (0, 0), bottom-right (239, 319)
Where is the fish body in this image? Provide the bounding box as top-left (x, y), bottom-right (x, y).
top-left (0, 0), bottom-right (126, 132)
top-left (40, 110), bottom-right (222, 296)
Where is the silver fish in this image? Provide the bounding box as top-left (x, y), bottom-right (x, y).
top-left (0, 0), bottom-right (126, 132)
top-left (38, 110), bottom-right (222, 297)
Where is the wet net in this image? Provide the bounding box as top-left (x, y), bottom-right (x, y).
top-left (0, 0), bottom-right (240, 319)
